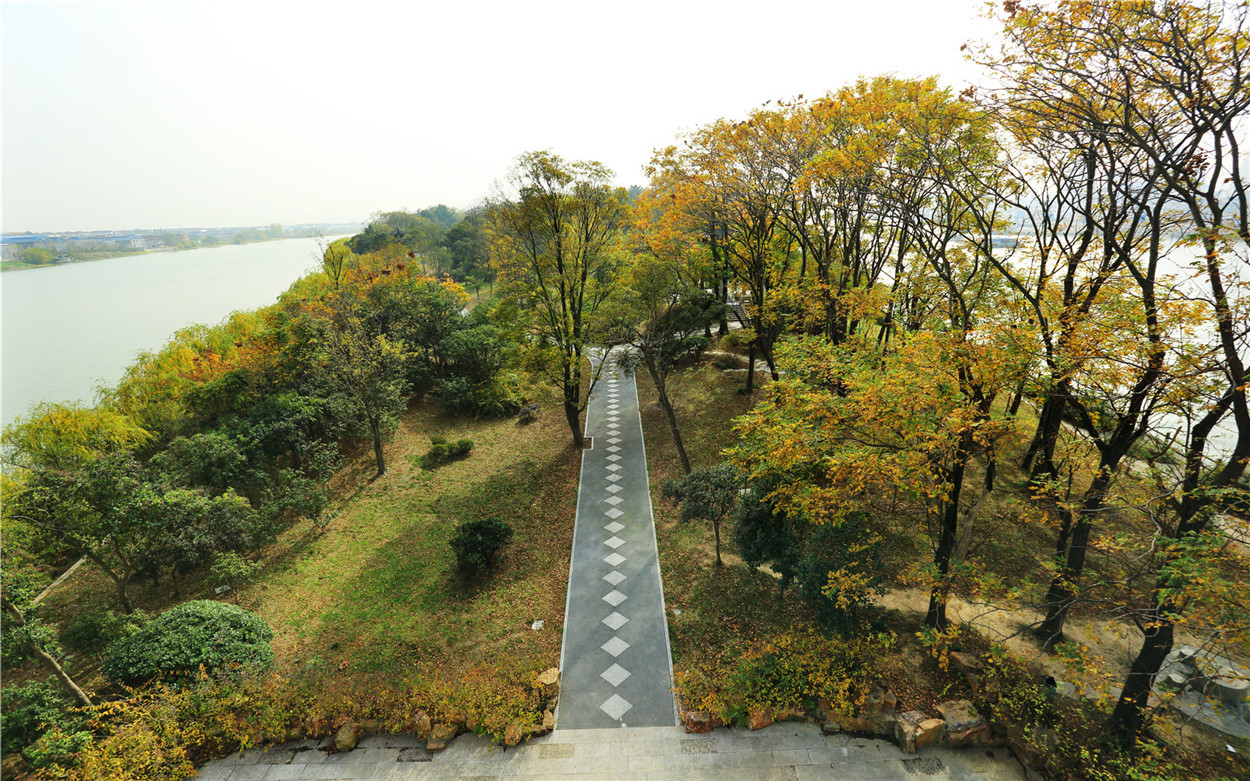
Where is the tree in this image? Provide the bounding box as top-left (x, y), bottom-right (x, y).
top-left (662, 464), bottom-right (741, 566)
top-left (16, 247), bottom-right (55, 266)
top-left (12, 454), bottom-right (257, 612)
top-left (313, 299), bottom-right (409, 478)
top-left (490, 151), bottom-right (628, 447)
top-left (316, 236), bottom-right (355, 291)
top-left (731, 330), bottom-right (1020, 630)
top-left (442, 206), bottom-right (493, 284)
top-left (0, 575), bottom-right (92, 707)
top-left (614, 234), bottom-right (726, 472)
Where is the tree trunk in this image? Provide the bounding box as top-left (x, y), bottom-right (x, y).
top-left (713, 518), bottom-right (723, 567)
top-left (564, 397), bottom-right (584, 449)
top-left (646, 361), bottom-right (691, 474)
top-left (1039, 466), bottom-right (1113, 648)
top-left (562, 361), bottom-right (585, 448)
top-left (85, 550), bottom-right (134, 613)
top-left (1108, 611), bottom-right (1174, 748)
top-left (745, 342), bottom-right (757, 393)
top-left (1022, 393), bottom-right (1064, 474)
top-left (2, 597), bottom-right (93, 707)
top-left (1006, 379), bottom-right (1026, 417)
top-left (370, 418), bottom-right (387, 478)
top-left (925, 432), bottom-right (972, 631)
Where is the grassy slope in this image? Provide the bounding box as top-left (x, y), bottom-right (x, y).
top-left (37, 395), bottom-right (580, 691)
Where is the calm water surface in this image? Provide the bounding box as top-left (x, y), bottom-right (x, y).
top-left (1, 237), bottom-right (340, 427)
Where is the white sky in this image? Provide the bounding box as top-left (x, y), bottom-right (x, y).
top-left (2, 0), bottom-right (998, 232)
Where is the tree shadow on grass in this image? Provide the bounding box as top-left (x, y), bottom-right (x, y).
top-left (295, 446), bottom-right (578, 676)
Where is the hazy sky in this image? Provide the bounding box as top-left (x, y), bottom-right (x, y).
top-left (3, 1), bottom-right (997, 232)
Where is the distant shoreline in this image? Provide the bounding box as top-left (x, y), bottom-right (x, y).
top-left (0, 235), bottom-right (321, 272)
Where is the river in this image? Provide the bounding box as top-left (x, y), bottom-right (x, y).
top-left (1, 236), bottom-right (342, 428)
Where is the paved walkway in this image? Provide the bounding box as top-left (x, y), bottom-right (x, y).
top-left (198, 723), bottom-right (1027, 779)
top-left (557, 362), bottom-right (677, 728)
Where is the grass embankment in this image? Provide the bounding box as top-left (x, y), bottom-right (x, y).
top-left (27, 393), bottom-right (579, 767)
top-left (636, 338), bottom-right (1248, 780)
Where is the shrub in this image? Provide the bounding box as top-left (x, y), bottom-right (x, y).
top-left (61, 608), bottom-right (148, 655)
top-left (24, 725), bottom-right (91, 770)
top-left (0, 678), bottom-right (85, 757)
top-left (717, 630), bottom-right (892, 719)
top-left (449, 518), bottom-right (514, 579)
top-left (103, 601), bottom-right (274, 687)
top-left (436, 375), bottom-right (521, 418)
top-left (209, 551), bottom-right (262, 589)
top-left (422, 435), bottom-right (474, 469)
top-left (794, 512), bottom-right (885, 635)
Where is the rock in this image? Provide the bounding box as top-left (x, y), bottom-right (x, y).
top-left (896, 710), bottom-right (927, 753)
top-left (963, 671), bottom-right (982, 694)
top-left (504, 723), bottom-right (523, 747)
top-left (862, 687), bottom-right (886, 714)
top-left (936, 700), bottom-right (989, 746)
top-left (445, 711), bottom-right (468, 726)
top-left (426, 723), bottom-right (460, 751)
top-left (916, 718), bottom-right (945, 750)
top-left (747, 709), bottom-right (773, 730)
top-left (333, 722), bottom-right (360, 752)
top-left (361, 718), bottom-right (379, 732)
top-left (683, 710), bottom-right (714, 734)
top-left (816, 697), bottom-right (833, 720)
top-left (408, 711), bottom-right (431, 741)
top-left (820, 719), bottom-right (842, 734)
top-left (845, 709), bottom-right (897, 737)
top-left (948, 651), bottom-right (983, 675)
top-left (882, 691), bottom-right (899, 712)
top-left (537, 667), bottom-right (561, 699)
top-left (542, 709), bottom-right (555, 731)
top-left (518, 403), bottom-right (540, 424)
top-left (776, 707), bottom-right (806, 723)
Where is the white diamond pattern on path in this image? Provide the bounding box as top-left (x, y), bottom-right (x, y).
top-left (605, 536), bottom-right (625, 549)
top-left (606, 474), bottom-right (622, 482)
top-left (606, 455), bottom-right (622, 463)
top-left (601, 635), bottom-right (630, 656)
top-left (602, 590), bottom-right (627, 607)
top-left (607, 463), bottom-right (623, 472)
top-left (606, 446), bottom-right (622, 454)
top-left (606, 484), bottom-right (624, 493)
top-left (605, 496), bottom-right (624, 506)
top-left (607, 437), bottom-right (622, 444)
top-left (602, 611), bottom-right (629, 630)
top-left (600, 663), bottom-right (631, 687)
top-left (603, 552), bottom-right (626, 567)
top-left (605, 521), bottom-right (625, 533)
top-left (603, 570), bottom-right (626, 586)
top-left (604, 508), bottom-right (625, 518)
top-left (600, 693), bottom-right (632, 720)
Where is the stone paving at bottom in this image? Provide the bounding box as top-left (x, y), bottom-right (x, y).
top-left (196, 722), bottom-right (1028, 780)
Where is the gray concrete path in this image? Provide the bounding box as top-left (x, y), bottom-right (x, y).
top-left (557, 363), bottom-right (678, 729)
top-left (197, 722), bottom-right (1028, 779)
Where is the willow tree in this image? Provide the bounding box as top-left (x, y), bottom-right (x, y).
top-left (490, 151), bottom-right (628, 447)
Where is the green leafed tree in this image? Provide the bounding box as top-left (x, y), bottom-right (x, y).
top-left (313, 300), bottom-right (409, 478)
top-left (490, 151), bottom-right (629, 447)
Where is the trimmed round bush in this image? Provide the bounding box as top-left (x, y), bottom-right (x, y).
top-left (449, 518), bottom-right (513, 579)
top-left (103, 600), bottom-right (274, 687)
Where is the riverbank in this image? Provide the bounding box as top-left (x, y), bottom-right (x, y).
top-left (0, 235), bottom-right (311, 272)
